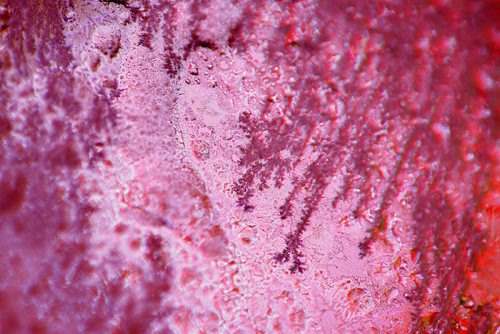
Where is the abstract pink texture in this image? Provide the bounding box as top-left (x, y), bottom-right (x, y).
top-left (0, 0), bottom-right (498, 333)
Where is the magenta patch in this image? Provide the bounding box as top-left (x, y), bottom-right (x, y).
top-left (0, 0), bottom-right (497, 333)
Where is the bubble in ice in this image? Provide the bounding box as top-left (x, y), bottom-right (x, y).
top-left (188, 62), bottom-right (199, 75)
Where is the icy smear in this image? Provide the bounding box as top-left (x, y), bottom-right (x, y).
top-left (0, 0), bottom-right (498, 333)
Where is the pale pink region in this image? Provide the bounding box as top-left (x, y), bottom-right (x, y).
top-left (162, 46), bottom-right (416, 332)
top-left (0, 0), bottom-right (497, 333)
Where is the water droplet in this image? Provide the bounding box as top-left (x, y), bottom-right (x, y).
top-left (188, 62), bottom-right (199, 75)
top-left (219, 59), bottom-right (230, 70)
top-left (65, 10), bottom-right (76, 22)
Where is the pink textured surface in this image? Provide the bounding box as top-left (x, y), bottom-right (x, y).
top-left (0, 0), bottom-right (498, 333)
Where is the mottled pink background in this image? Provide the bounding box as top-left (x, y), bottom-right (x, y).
top-left (0, 0), bottom-right (498, 333)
